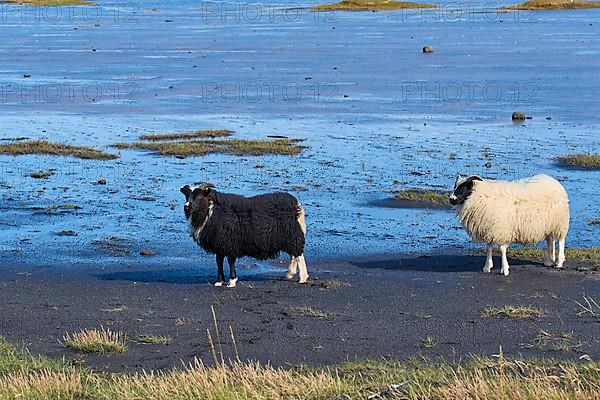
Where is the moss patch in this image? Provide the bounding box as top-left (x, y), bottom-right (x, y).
top-left (5, 0), bottom-right (94, 5)
top-left (509, 247), bottom-right (600, 266)
top-left (139, 129), bottom-right (234, 141)
top-left (0, 140), bottom-right (117, 160)
top-left (136, 334), bottom-right (172, 345)
top-left (114, 138), bottom-right (304, 157)
top-left (556, 154), bottom-right (600, 169)
top-left (393, 189), bottom-right (449, 208)
top-left (505, 0), bottom-right (600, 9)
top-left (312, 0), bottom-right (436, 11)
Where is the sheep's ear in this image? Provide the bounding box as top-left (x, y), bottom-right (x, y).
top-left (469, 175), bottom-right (483, 182)
top-left (180, 185), bottom-right (192, 197)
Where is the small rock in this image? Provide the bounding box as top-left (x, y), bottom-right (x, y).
top-left (512, 111), bottom-right (526, 121)
top-left (422, 46), bottom-right (434, 53)
top-left (484, 162), bottom-right (492, 169)
top-left (30, 170), bottom-right (54, 179)
top-left (56, 230), bottom-right (78, 237)
top-left (23, 74), bottom-right (31, 78)
top-left (140, 249), bottom-right (156, 256)
top-left (98, 179), bottom-right (107, 185)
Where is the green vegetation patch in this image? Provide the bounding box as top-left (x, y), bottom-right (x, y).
top-left (510, 247), bottom-right (600, 266)
top-left (556, 154), bottom-right (600, 169)
top-left (1, 336), bottom-right (600, 399)
top-left (394, 189), bottom-right (449, 208)
top-left (139, 129), bottom-right (234, 141)
top-left (312, 0), bottom-right (436, 11)
top-left (136, 334), bottom-right (172, 345)
top-left (481, 305), bottom-right (546, 319)
top-left (0, 140), bottom-right (117, 160)
top-left (5, 0), bottom-right (94, 6)
top-left (505, 0), bottom-right (600, 9)
top-left (113, 138), bottom-right (305, 157)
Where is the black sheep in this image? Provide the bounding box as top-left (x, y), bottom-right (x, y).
top-left (180, 183), bottom-right (308, 287)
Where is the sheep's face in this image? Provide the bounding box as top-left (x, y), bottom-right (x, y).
top-left (180, 183), bottom-right (215, 220)
top-left (450, 175), bottom-right (483, 205)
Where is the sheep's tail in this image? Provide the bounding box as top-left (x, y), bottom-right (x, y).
top-left (296, 203), bottom-right (307, 237)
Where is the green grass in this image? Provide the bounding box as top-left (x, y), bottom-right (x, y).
top-left (5, 0), bottom-right (93, 5)
top-left (505, 0), bottom-right (600, 9)
top-left (509, 247), bottom-right (600, 266)
top-left (481, 305), bottom-right (546, 319)
top-left (139, 130), bottom-right (234, 141)
top-left (312, 0), bottom-right (437, 11)
top-left (136, 335), bottom-right (172, 345)
top-left (393, 189), bottom-right (449, 208)
top-left (1, 337), bottom-right (600, 399)
top-left (2, 336), bottom-right (600, 399)
top-left (113, 138), bottom-right (305, 157)
top-left (0, 140), bottom-right (117, 160)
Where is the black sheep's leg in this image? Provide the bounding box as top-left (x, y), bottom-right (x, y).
top-left (215, 254), bottom-right (225, 287)
top-left (227, 256), bottom-right (238, 288)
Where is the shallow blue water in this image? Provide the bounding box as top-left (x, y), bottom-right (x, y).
top-left (0, 0), bottom-right (598, 273)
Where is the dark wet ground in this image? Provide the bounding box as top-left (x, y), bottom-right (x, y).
top-left (1, 257), bottom-right (598, 372)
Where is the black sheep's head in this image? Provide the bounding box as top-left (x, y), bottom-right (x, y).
top-left (449, 175), bottom-right (483, 206)
top-left (180, 183), bottom-right (216, 220)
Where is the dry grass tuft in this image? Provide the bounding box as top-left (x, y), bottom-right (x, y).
top-left (482, 305), bottom-right (546, 319)
top-left (556, 154), bottom-right (600, 168)
top-left (62, 327), bottom-right (127, 354)
top-left (576, 295), bottom-right (600, 318)
top-left (113, 138), bottom-right (304, 157)
top-left (505, 0), bottom-right (600, 10)
top-left (292, 306), bottom-right (335, 319)
top-left (139, 130), bottom-right (234, 141)
top-left (0, 140), bottom-right (117, 160)
top-left (394, 189), bottom-right (449, 208)
top-left (312, 0), bottom-right (437, 11)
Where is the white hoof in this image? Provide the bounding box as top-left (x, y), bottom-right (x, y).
top-left (483, 265), bottom-right (492, 273)
top-left (299, 275), bottom-right (309, 284)
top-left (501, 268), bottom-right (510, 276)
top-left (286, 272), bottom-right (295, 280)
top-left (214, 281), bottom-right (224, 287)
top-left (227, 278), bottom-right (238, 288)
top-left (555, 260), bottom-right (565, 269)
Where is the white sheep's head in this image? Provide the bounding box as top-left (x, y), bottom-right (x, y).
top-left (180, 182), bottom-right (216, 220)
top-left (450, 175), bottom-right (483, 206)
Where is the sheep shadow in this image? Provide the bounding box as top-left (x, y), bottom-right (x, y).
top-left (351, 254), bottom-right (534, 273)
top-left (93, 269), bottom-right (280, 285)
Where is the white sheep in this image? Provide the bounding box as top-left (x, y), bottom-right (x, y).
top-left (449, 174), bottom-right (570, 276)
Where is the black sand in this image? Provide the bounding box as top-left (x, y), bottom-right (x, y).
top-left (1, 256), bottom-right (598, 372)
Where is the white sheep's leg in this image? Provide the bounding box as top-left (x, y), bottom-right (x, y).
top-left (544, 237), bottom-right (556, 267)
top-left (500, 244), bottom-right (510, 276)
top-left (297, 254), bottom-right (309, 284)
top-left (556, 238), bottom-right (566, 269)
top-left (286, 256), bottom-right (298, 280)
top-left (483, 244), bottom-right (494, 273)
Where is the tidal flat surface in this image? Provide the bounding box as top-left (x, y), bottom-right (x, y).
top-left (0, 0), bottom-right (598, 276)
